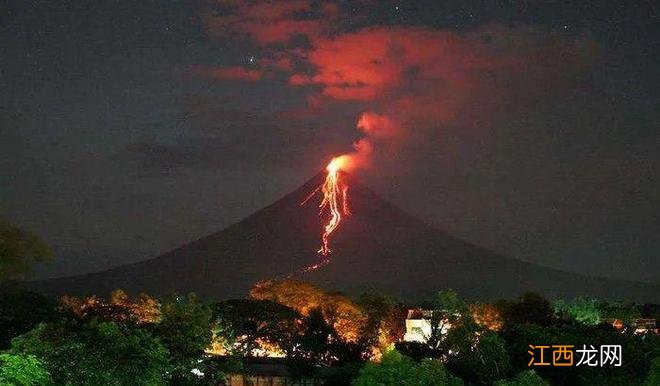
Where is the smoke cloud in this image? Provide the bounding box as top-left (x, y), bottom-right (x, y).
top-left (197, 1), bottom-right (598, 171)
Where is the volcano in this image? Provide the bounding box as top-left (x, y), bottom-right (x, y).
top-left (30, 172), bottom-right (659, 302)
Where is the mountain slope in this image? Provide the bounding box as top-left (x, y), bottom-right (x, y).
top-left (30, 172), bottom-right (659, 302)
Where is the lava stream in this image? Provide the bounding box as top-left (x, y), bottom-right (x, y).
top-left (300, 156), bottom-right (351, 270)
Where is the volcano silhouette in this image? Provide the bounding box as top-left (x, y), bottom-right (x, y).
top-left (31, 172), bottom-right (659, 302)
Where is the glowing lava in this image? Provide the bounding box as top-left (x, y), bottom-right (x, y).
top-left (301, 156), bottom-right (351, 260)
top-left (318, 157), bottom-right (351, 255)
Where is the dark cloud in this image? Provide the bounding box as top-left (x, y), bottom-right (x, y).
top-left (203, 0), bottom-right (333, 45)
top-left (117, 101), bottom-right (328, 174)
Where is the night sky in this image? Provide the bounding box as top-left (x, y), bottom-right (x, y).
top-left (2, 1), bottom-right (658, 283)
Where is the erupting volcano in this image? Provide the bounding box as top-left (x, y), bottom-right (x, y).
top-left (29, 168), bottom-right (660, 303)
top-left (300, 157), bottom-right (351, 270)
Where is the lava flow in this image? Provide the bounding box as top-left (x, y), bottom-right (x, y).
top-left (317, 157), bottom-right (351, 255)
top-left (301, 156), bottom-right (351, 264)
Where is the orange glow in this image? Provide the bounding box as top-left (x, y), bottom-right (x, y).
top-left (318, 156), bottom-right (351, 256)
top-left (300, 156), bottom-right (351, 268)
top-left (326, 157), bottom-right (342, 173)
top-left (470, 303), bottom-right (503, 331)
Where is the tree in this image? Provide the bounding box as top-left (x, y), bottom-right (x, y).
top-left (0, 287), bottom-right (57, 349)
top-left (353, 349), bottom-right (462, 386)
top-left (500, 292), bottom-right (555, 328)
top-left (0, 353), bottom-right (51, 386)
top-left (436, 290), bottom-right (469, 317)
top-left (0, 220), bottom-right (52, 282)
top-left (445, 328), bottom-right (510, 384)
top-left (425, 289), bottom-right (471, 351)
top-left (286, 308), bottom-right (339, 378)
top-left (250, 280), bottom-right (367, 343)
top-left (155, 293), bottom-right (212, 384)
top-left (395, 341), bottom-right (438, 362)
top-left (357, 292), bottom-right (406, 358)
top-left (11, 319), bottom-right (170, 385)
top-left (470, 303), bottom-right (503, 331)
top-left (495, 370), bottom-right (549, 386)
top-left (599, 301), bottom-right (642, 325)
top-left (296, 308), bottom-right (339, 364)
top-left (639, 304), bottom-right (660, 322)
top-left (60, 289), bottom-right (161, 325)
top-left (643, 357), bottom-right (660, 386)
top-left (553, 297), bottom-right (600, 325)
top-left (502, 322), bottom-right (659, 385)
top-left (422, 291), bottom-right (510, 384)
top-left (284, 306), bottom-right (369, 380)
top-left (212, 298), bottom-right (299, 357)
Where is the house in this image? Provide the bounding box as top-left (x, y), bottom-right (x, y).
top-left (632, 318), bottom-right (657, 334)
top-left (403, 309), bottom-right (452, 343)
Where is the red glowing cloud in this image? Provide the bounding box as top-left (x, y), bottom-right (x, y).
top-left (298, 25), bottom-right (595, 170)
top-left (187, 64), bottom-right (264, 82)
top-left (198, 1), bottom-right (598, 171)
top-left (293, 25), bottom-right (595, 110)
top-left (357, 112), bottom-right (400, 140)
top-left (205, 0), bottom-right (328, 45)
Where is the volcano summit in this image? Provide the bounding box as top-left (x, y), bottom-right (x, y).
top-left (30, 172), bottom-right (659, 302)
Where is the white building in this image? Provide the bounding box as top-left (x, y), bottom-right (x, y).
top-left (403, 309), bottom-right (452, 343)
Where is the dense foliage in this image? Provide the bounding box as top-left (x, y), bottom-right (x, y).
top-left (644, 357), bottom-right (660, 386)
top-left (212, 298), bottom-right (300, 356)
top-left (0, 221), bottom-right (52, 282)
top-left (6, 290), bottom-right (218, 386)
top-left (0, 353), bottom-right (51, 386)
top-left (494, 370), bottom-right (549, 386)
top-left (503, 322), bottom-right (659, 385)
top-left (156, 294), bottom-right (213, 384)
top-left (0, 282), bottom-right (656, 385)
top-left (0, 287), bottom-right (57, 349)
top-left (60, 289), bottom-right (161, 325)
top-left (353, 349), bottom-right (462, 386)
top-left (10, 319), bottom-right (170, 386)
top-left (250, 279), bottom-right (368, 342)
top-left (553, 297), bottom-right (601, 325)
